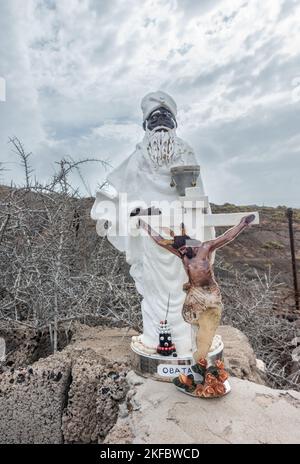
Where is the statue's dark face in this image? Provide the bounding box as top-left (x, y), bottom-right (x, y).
top-left (145, 106), bottom-right (177, 131)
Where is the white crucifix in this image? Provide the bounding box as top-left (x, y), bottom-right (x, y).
top-left (130, 186), bottom-right (259, 242)
top-left (180, 187), bottom-right (259, 240)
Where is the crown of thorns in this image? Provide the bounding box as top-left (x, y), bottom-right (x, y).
top-left (160, 224), bottom-right (201, 249)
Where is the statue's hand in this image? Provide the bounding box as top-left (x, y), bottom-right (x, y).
top-left (183, 282), bottom-right (191, 292)
top-left (130, 207), bottom-right (141, 217)
top-left (145, 206), bottom-right (162, 216)
top-left (137, 218), bottom-right (146, 229)
top-left (241, 214), bottom-right (255, 225)
top-left (131, 206), bottom-right (161, 217)
top-left (138, 218), bottom-right (152, 236)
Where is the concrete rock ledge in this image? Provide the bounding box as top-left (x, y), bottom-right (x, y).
top-left (0, 324), bottom-right (135, 444)
top-left (216, 325), bottom-right (265, 384)
top-left (106, 371), bottom-right (300, 444)
top-left (61, 350), bottom-right (129, 443)
top-left (0, 353), bottom-right (72, 444)
top-left (0, 323), bottom-right (294, 444)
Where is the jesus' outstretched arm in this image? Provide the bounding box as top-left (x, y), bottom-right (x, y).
top-left (208, 214), bottom-right (255, 252)
top-left (138, 218), bottom-right (182, 258)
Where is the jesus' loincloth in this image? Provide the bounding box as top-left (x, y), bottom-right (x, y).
top-left (182, 283), bottom-right (223, 324)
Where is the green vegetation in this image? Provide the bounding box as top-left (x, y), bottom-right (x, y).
top-left (262, 240), bottom-right (285, 250)
top-left (211, 203), bottom-right (300, 223)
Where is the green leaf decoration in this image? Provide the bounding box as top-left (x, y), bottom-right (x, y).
top-left (207, 366), bottom-right (219, 377)
top-left (185, 385), bottom-right (196, 393)
top-left (191, 364), bottom-right (206, 376)
top-left (187, 374), bottom-right (195, 384)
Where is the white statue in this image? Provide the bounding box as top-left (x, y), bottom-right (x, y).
top-left (91, 91), bottom-right (215, 357)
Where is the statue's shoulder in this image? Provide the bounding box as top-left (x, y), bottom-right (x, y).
top-left (106, 143), bottom-right (144, 190)
top-left (135, 141), bottom-right (143, 151)
top-left (111, 145), bottom-right (141, 172)
top-left (175, 137), bottom-right (197, 163)
top-left (175, 136), bottom-right (194, 152)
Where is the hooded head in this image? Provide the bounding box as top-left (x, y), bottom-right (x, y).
top-left (141, 91), bottom-right (177, 124)
top-left (141, 91), bottom-right (178, 167)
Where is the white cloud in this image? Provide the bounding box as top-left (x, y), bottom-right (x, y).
top-left (0, 0), bottom-right (299, 206)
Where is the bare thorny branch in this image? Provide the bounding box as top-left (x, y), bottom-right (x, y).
top-left (8, 137), bottom-right (33, 189)
top-left (0, 138), bottom-right (114, 352)
top-left (215, 256), bottom-right (299, 390)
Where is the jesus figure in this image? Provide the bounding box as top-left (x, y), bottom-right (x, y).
top-left (139, 213), bottom-right (255, 362)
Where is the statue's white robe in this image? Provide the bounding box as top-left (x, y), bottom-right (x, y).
top-left (91, 136), bottom-right (214, 356)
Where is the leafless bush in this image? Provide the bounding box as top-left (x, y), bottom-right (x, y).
top-left (216, 258), bottom-right (299, 390)
top-left (0, 138), bottom-right (141, 351)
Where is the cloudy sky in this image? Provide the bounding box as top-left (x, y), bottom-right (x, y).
top-left (0, 0), bottom-right (300, 206)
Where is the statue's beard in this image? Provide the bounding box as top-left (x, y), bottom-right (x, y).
top-left (145, 126), bottom-right (176, 167)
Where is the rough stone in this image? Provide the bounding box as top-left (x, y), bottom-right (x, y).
top-left (216, 325), bottom-right (265, 384)
top-left (61, 349), bottom-right (129, 443)
top-left (0, 352), bottom-right (71, 444)
top-left (105, 371), bottom-right (300, 444)
top-left (0, 323), bottom-right (136, 444)
top-left (0, 323), bottom-right (276, 444)
top-left (64, 323), bottom-right (136, 364)
top-left (256, 359), bottom-right (266, 373)
top-left (0, 320), bottom-right (72, 368)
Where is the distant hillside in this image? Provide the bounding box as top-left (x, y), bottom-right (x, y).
top-left (210, 203), bottom-right (300, 318)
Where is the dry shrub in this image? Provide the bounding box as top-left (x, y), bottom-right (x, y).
top-left (216, 258), bottom-right (299, 390)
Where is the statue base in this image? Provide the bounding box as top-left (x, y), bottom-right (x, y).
top-left (131, 338), bottom-right (224, 382)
